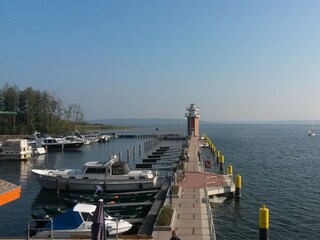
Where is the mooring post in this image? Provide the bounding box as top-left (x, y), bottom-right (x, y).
top-left (219, 154), bottom-right (225, 173)
top-left (235, 173), bottom-right (241, 198)
top-left (127, 149), bottom-right (129, 162)
top-left (56, 176), bottom-right (60, 196)
top-left (259, 205), bottom-right (269, 240)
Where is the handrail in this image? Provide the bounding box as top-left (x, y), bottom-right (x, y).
top-left (204, 183), bottom-right (217, 240)
top-left (27, 218), bottom-right (53, 240)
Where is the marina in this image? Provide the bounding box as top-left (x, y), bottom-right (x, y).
top-left (2, 1), bottom-right (320, 239)
top-left (0, 113), bottom-right (320, 239)
top-left (0, 104), bottom-right (233, 239)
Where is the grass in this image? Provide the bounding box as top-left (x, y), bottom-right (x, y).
top-left (156, 205), bottom-right (173, 226)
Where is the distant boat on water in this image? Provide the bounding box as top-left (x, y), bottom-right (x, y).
top-left (308, 130), bottom-right (316, 137)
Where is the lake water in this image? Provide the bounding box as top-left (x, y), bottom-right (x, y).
top-left (0, 123), bottom-right (319, 239)
top-left (203, 123), bottom-right (320, 240)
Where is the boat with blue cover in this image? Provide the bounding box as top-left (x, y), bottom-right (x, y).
top-left (63, 197), bottom-right (152, 213)
top-left (33, 203), bottom-right (132, 238)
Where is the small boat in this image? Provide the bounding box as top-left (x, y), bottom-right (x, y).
top-left (67, 189), bottom-right (158, 203)
top-left (33, 203), bottom-right (132, 238)
top-left (0, 139), bottom-right (32, 160)
top-left (31, 131), bottom-right (84, 151)
top-left (308, 130), bottom-right (316, 137)
top-left (28, 140), bottom-right (46, 155)
top-left (209, 196), bottom-right (226, 204)
top-left (40, 207), bottom-right (146, 224)
top-left (63, 198), bottom-right (152, 214)
top-left (43, 205), bottom-right (148, 220)
top-left (31, 154), bottom-right (159, 192)
top-left (41, 137), bottom-right (84, 151)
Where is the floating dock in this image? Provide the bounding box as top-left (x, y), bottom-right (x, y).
top-left (0, 179), bottom-right (21, 206)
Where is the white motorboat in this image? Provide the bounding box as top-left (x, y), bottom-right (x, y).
top-left (34, 203), bottom-right (132, 238)
top-left (42, 137), bottom-right (84, 151)
top-left (31, 154), bottom-right (159, 192)
top-left (29, 132), bottom-right (84, 151)
top-left (308, 130), bottom-right (316, 137)
top-left (28, 140), bottom-right (46, 155)
top-left (0, 139), bottom-right (32, 160)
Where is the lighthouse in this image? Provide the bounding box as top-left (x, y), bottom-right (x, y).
top-left (185, 103), bottom-right (200, 137)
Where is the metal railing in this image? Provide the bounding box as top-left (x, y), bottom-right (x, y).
top-left (27, 218), bottom-right (53, 240)
top-left (204, 183), bottom-right (217, 240)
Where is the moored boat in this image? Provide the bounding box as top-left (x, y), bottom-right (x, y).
top-left (63, 197), bottom-right (152, 214)
top-left (67, 189), bottom-right (158, 203)
top-left (31, 154), bottom-right (159, 192)
top-left (28, 140), bottom-right (46, 155)
top-left (41, 205), bottom-right (147, 222)
top-left (0, 139), bottom-right (32, 160)
top-left (41, 137), bottom-right (84, 151)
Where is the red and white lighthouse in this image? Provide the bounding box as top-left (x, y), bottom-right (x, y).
top-left (185, 103), bottom-right (200, 137)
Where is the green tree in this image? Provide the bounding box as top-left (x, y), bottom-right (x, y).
top-left (0, 84), bottom-right (19, 133)
top-left (0, 83), bottom-right (86, 135)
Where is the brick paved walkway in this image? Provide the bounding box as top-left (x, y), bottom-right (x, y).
top-left (152, 136), bottom-right (214, 240)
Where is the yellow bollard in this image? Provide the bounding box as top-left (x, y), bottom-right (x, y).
top-left (235, 174), bottom-right (241, 198)
top-left (259, 205), bottom-right (269, 240)
top-left (227, 164), bottom-right (233, 176)
top-left (217, 150), bottom-right (220, 163)
top-left (219, 154), bottom-right (225, 172)
top-left (220, 155), bottom-right (224, 164)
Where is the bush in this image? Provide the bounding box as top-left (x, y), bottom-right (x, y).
top-left (176, 161), bottom-right (185, 171)
top-left (179, 153), bottom-right (186, 161)
top-left (156, 205), bottom-right (173, 226)
top-left (171, 185), bottom-right (179, 195)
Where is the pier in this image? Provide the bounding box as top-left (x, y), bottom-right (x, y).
top-left (118, 134), bottom-right (185, 140)
top-left (151, 136), bottom-right (235, 240)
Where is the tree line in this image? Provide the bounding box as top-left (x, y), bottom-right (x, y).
top-left (0, 83), bottom-right (85, 135)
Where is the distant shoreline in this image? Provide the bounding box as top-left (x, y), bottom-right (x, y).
top-left (0, 124), bottom-right (133, 141)
top-left (75, 123), bottom-right (132, 131)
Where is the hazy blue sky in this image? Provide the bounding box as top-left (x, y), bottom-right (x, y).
top-left (1, 0), bottom-right (320, 122)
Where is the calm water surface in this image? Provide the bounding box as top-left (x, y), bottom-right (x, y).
top-left (203, 123), bottom-right (320, 240)
top-left (0, 123), bottom-right (319, 239)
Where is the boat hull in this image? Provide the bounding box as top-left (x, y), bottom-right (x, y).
top-left (42, 142), bottom-right (84, 151)
top-left (33, 174), bottom-right (159, 192)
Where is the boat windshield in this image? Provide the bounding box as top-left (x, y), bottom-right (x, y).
top-left (111, 162), bottom-right (130, 175)
top-left (81, 212), bottom-right (93, 222)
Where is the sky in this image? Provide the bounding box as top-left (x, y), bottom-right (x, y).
top-left (1, 0), bottom-right (320, 122)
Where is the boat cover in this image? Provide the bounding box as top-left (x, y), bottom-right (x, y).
top-left (44, 209), bottom-right (83, 230)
